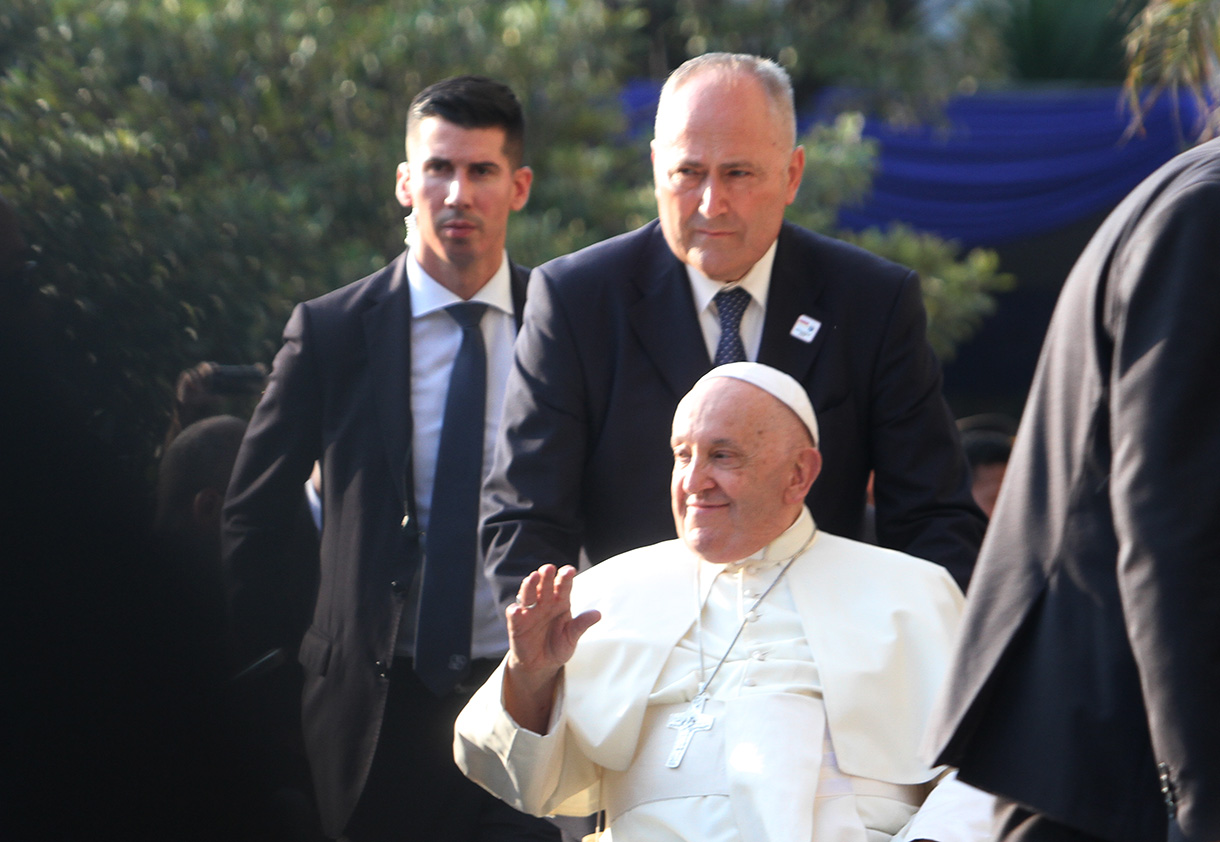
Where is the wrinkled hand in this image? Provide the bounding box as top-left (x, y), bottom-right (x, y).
top-left (507, 564), bottom-right (600, 674)
top-left (503, 564), bottom-right (600, 733)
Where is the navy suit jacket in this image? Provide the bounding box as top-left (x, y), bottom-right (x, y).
top-left (482, 219), bottom-right (983, 605)
top-left (222, 252), bottom-right (529, 836)
top-left (924, 139), bottom-right (1220, 842)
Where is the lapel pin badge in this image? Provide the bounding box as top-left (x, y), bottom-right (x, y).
top-left (790, 314), bottom-right (821, 343)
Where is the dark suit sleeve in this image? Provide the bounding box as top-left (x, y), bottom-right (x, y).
top-left (1109, 178), bottom-right (1220, 840)
top-left (868, 270), bottom-right (985, 589)
top-left (482, 266), bottom-right (590, 607)
top-left (222, 303), bottom-right (322, 660)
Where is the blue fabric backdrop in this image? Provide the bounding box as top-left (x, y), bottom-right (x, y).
top-left (834, 87), bottom-right (1202, 246)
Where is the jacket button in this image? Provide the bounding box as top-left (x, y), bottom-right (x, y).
top-left (1157, 762), bottom-right (1178, 816)
top-left (390, 579), bottom-right (407, 594)
top-left (374, 659), bottom-right (390, 679)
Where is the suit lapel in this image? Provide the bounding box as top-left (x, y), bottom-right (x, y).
top-left (758, 225), bottom-right (830, 384)
top-left (363, 255), bottom-right (526, 517)
top-left (363, 253), bottom-right (414, 511)
top-left (629, 230), bottom-right (712, 398)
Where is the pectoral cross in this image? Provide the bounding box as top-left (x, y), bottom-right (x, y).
top-left (665, 695), bottom-right (714, 768)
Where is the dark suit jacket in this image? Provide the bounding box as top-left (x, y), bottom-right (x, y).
top-left (221, 252), bottom-right (529, 837)
top-left (924, 139), bottom-right (1220, 842)
top-left (482, 219), bottom-right (983, 605)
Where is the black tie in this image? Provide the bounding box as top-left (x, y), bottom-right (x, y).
top-left (713, 286), bottom-right (751, 365)
top-left (415, 301), bottom-right (488, 696)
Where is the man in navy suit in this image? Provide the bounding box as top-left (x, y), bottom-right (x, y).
top-left (223, 76), bottom-right (558, 842)
top-left (482, 52), bottom-right (984, 606)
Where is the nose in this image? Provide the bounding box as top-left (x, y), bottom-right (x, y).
top-left (445, 173), bottom-right (470, 207)
top-left (679, 455), bottom-right (714, 495)
top-left (698, 175), bottom-right (726, 218)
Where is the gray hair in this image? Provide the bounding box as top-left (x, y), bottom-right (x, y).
top-left (655, 53), bottom-right (797, 146)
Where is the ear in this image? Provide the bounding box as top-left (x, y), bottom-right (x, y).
top-left (191, 487), bottom-right (225, 529)
top-left (783, 446), bottom-right (821, 505)
top-left (310, 460), bottom-right (322, 495)
top-left (510, 166), bottom-right (533, 212)
top-left (785, 144), bottom-right (805, 205)
top-left (395, 161), bottom-right (412, 209)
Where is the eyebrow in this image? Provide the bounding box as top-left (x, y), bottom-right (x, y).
top-left (423, 156), bottom-right (502, 171)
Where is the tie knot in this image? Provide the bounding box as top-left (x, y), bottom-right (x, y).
top-left (714, 286), bottom-right (751, 321)
top-left (447, 301), bottom-right (488, 329)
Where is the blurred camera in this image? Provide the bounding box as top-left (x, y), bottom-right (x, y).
top-left (207, 363), bottom-right (268, 395)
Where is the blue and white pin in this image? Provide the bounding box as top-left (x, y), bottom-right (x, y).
top-left (790, 314), bottom-right (821, 343)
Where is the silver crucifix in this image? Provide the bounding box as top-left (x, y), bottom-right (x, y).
top-left (665, 695), bottom-right (714, 768)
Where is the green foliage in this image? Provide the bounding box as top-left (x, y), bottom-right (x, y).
top-left (845, 225), bottom-right (1013, 361)
top-left (623, 0), bottom-right (1008, 122)
top-left (1124, 0), bottom-right (1220, 139)
top-left (788, 112), bottom-right (880, 234)
top-left (1004, 0), bottom-right (1143, 82)
top-left (3, 0), bottom-right (1010, 474)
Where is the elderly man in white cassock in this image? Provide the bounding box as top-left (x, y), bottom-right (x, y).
top-left (455, 362), bottom-right (994, 842)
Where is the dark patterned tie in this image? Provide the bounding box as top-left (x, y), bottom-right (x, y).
top-left (713, 286), bottom-right (751, 365)
top-left (415, 301), bottom-right (488, 696)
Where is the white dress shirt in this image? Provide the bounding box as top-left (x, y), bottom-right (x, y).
top-left (396, 249), bottom-right (517, 660)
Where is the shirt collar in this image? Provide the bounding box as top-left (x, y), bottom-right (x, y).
top-left (720, 507), bottom-right (817, 573)
top-left (686, 238), bottom-right (778, 314)
top-left (405, 249), bottom-right (514, 318)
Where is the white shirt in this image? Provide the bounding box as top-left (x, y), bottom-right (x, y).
top-left (686, 240), bottom-right (777, 363)
top-left (397, 249), bottom-right (516, 660)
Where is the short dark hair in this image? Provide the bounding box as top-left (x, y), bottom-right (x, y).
top-left (406, 75), bottom-right (526, 167)
top-left (155, 415), bottom-right (248, 531)
top-left (962, 429), bottom-right (1012, 470)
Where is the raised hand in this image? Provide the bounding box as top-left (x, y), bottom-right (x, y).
top-left (502, 564), bottom-right (600, 733)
